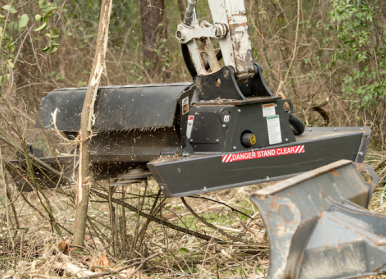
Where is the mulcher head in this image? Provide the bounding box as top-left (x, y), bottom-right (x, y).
top-left (7, 71), bottom-right (372, 196)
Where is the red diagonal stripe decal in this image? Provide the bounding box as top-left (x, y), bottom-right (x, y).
top-left (222, 145), bottom-right (305, 163)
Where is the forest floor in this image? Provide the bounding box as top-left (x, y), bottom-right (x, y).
top-left (1, 149), bottom-right (386, 278)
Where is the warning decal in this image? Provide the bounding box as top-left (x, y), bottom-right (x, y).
top-left (186, 115), bottom-right (194, 139)
top-left (262, 103), bottom-right (276, 117)
top-left (182, 97), bottom-right (189, 115)
top-left (267, 115), bottom-right (282, 145)
top-left (222, 145), bottom-right (305, 163)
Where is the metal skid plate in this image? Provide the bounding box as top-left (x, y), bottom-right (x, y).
top-left (148, 127), bottom-right (370, 197)
top-left (250, 160), bottom-right (386, 279)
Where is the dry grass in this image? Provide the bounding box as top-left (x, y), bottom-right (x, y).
top-left (0, 176), bottom-right (270, 278)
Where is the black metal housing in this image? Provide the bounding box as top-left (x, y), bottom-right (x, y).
top-left (188, 98), bottom-right (296, 152)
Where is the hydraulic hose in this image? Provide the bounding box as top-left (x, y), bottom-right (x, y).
top-left (288, 113), bottom-right (305, 135)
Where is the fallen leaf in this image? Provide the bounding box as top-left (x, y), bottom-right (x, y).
top-left (100, 253), bottom-right (113, 267)
top-left (59, 240), bottom-right (69, 255)
top-left (85, 257), bottom-right (99, 272)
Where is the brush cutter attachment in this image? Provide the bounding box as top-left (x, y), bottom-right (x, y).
top-left (8, 0), bottom-right (372, 195)
top-left (8, 69), bottom-right (371, 195)
top-left (250, 160), bottom-right (386, 279)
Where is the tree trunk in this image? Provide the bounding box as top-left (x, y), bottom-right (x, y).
top-left (72, 0), bottom-right (113, 252)
top-left (140, 0), bottom-right (166, 77)
top-left (177, 0), bottom-right (186, 21)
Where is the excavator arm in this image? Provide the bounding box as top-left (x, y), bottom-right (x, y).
top-left (177, 0), bottom-right (254, 79)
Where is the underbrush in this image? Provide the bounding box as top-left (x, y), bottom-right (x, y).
top-left (0, 178), bottom-right (269, 278)
top-left (2, 150), bottom-right (386, 278)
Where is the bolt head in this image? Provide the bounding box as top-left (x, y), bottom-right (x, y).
top-left (176, 30), bottom-right (185, 40)
top-left (233, 146), bottom-right (237, 149)
top-left (238, 109), bottom-right (241, 112)
top-left (223, 69), bottom-right (229, 79)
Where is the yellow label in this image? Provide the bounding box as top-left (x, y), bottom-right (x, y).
top-left (250, 135), bottom-right (256, 145)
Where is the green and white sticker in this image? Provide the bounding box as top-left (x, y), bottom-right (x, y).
top-left (267, 115), bottom-right (282, 145)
